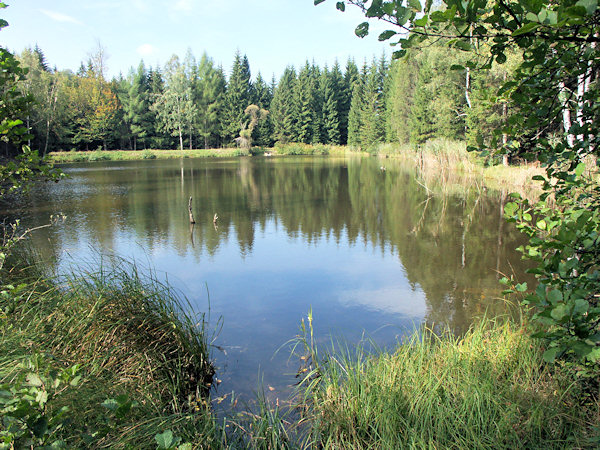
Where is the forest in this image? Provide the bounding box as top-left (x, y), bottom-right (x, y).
top-left (15, 41), bottom-right (514, 159)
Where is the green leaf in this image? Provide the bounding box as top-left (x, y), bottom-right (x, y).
top-left (573, 299), bottom-right (589, 315)
top-left (366, 0), bottom-right (384, 17)
top-left (504, 201), bottom-right (519, 216)
top-left (453, 40), bottom-right (472, 51)
top-left (547, 289), bottom-right (563, 304)
top-left (543, 346), bottom-right (561, 363)
top-left (155, 430), bottom-right (175, 449)
top-left (551, 303), bottom-right (568, 321)
top-left (512, 22), bottom-right (539, 36)
top-left (378, 30), bottom-right (396, 41)
top-left (314, 0), bottom-right (326, 5)
top-left (26, 373), bottom-right (43, 387)
top-left (575, 0), bottom-right (598, 15)
top-left (450, 64), bottom-right (465, 70)
top-left (355, 22), bottom-right (370, 38)
top-left (336, 1), bottom-right (345, 11)
top-left (101, 398), bottom-right (119, 411)
top-left (515, 282), bottom-right (528, 292)
top-left (413, 15), bottom-right (428, 26)
top-left (408, 0), bottom-right (422, 11)
top-left (574, 162), bottom-right (586, 177)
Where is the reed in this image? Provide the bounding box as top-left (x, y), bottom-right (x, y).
top-left (0, 248), bottom-right (218, 448)
top-left (293, 316), bottom-right (595, 449)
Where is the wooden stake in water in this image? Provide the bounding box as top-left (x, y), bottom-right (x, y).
top-left (188, 197), bottom-right (195, 224)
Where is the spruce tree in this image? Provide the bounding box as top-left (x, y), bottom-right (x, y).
top-left (221, 51), bottom-right (252, 144)
top-left (125, 62), bottom-right (153, 150)
top-left (270, 66), bottom-right (297, 144)
top-left (252, 72), bottom-right (273, 147)
top-left (321, 66), bottom-right (341, 145)
top-left (340, 59), bottom-right (359, 145)
top-left (197, 53), bottom-right (225, 149)
top-left (347, 63), bottom-right (367, 147)
top-left (295, 62), bottom-right (316, 144)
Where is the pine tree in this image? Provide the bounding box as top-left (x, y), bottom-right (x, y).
top-left (347, 63), bottom-right (367, 147)
top-left (385, 52), bottom-right (418, 144)
top-left (295, 62), bottom-right (316, 144)
top-left (321, 63), bottom-right (344, 145)
top-left (271, 66), bottom-right (297, 144)
top-left (147, 67), bottom-right (172, 148)
top-left (340, 59), bottom-right (359, 145)
top-left (221, 51), bottom-right (252, 144)
top-left (197, 53), bottom-right (225, 149)
top-left (124, 62), bottom-right (153, 150)
top-left (252, 72), bottom-right (273, 147)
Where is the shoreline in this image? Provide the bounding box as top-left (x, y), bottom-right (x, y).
top-left (47, 139), bottom-right (544, 196)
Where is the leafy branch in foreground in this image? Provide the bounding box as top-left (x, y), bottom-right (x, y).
top-left (504, 164), bottom-right (600, 368)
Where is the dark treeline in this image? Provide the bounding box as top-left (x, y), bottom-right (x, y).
top-left (17, 40), bottom-right (516, 155)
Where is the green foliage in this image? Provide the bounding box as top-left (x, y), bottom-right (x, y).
top-left (141, 149), bottom-right (156, 159)
top-left (151, 55), bottom-right (194, 151)
top-left (221, 51), bottom-right (252, 144)
top-left (270, 67), bottom-right (298, 144)
top-left (347, 59), bottom-right (387, 149)
top-left (504, 168), bottom-right (600, 369)
top-left (292, 313), bottom-right (592, 448)
top-left (0, 357), bottom-right (80, 449)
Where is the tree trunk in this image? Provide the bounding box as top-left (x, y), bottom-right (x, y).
top-left (44, 119), bottom-right (50, 156)
top-left (502, 72), bottom-right (508, 166)
top-left (559, 81), bottom-right (575, 147)
top-left (188, 196), bottom-right (195, 224)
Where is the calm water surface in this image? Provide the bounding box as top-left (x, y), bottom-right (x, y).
top-left (12, 156), bottom-right (531, 401)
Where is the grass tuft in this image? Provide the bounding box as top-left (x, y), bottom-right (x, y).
top-left (294, 317), bottom-right (595, 449)
top-left (0, 247), bottom-right (218, 447)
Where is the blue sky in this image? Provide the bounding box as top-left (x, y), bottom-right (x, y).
top-left (2, 1), bottom-right (393, 80)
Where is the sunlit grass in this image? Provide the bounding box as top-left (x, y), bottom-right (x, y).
top-left (48, 148), bottom-right (248, 163)
top-left (293, 316), bottom-right (596, 449)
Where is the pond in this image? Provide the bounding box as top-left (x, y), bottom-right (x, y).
top-left (11, 156), bottom-right (532, 402)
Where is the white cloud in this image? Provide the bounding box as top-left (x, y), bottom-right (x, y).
top-left (39, 9), bottom-right (83, 25)
top-left (137, 43), bottom-right (155, 57)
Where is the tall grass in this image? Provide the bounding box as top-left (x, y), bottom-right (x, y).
top-left (0, 248), bottom-right (219, 447)
top-left (293, 316), bottom-right (595, 449)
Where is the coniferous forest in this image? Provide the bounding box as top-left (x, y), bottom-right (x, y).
top-left (14, 41), bottom-right (515, 157)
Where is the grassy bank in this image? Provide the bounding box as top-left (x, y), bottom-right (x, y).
top-left (0, 249), bottom-right (219, 448)
top-left (48, 148), bottom-right (249, 163)
top-left (287, 315), bottom-right (597, 448)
